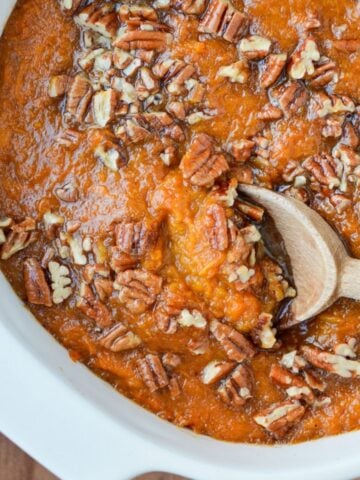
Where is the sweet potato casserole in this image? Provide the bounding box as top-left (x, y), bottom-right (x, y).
top-left (0, 0), bottom-right (360, 444)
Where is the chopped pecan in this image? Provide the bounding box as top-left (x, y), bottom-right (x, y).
top-left (92, 277), bottom-right (112, 301)
top-left (137, 353), bottom-right (169, 392)
top-left (115, 119), bottom-right (150, 145)
top-left (110, 248), bottom-right (137, 272)
top-left (227, 139), bottom-right (255, 163)
top-left (210, 319), bottom-right (256, 362)
top-left (1, 224), bottom-right (37, 261)
top-left (180, 0), bottom-right (207, 14)
top-left (115, 220), bottom-right (158, 256)
top-left (94, 137), bottom-right (125, 172)
top-left (167, 64), bottom-right (196, 95)
top-left (238, 36), bottom-right (272, 60)
top-left (280, 350), bottom-right (307, 374)
top-left (166, 101), bottom-right (187, 121)
top-left (162, 352), bottom-right (181, 369)
top-left (282, 160), bottom-right (305, 182)
top-left (58, 0), bottom-right (83, 15)
top-left (201, 360), bottom-right (235, 385)
top-left (204, 204), bottom-right (229, 251)
top-left (92, 89), bottom-right (118, 127)
top-left (48, 261), bottom-right (72, 304)
top-left (55, 182), bottom-right (79, 203)
top-left (251, 313), bottom-right (277, 349)
top-left (61, 232), bottom-right (87, 265)
top-left (177, 309), bottom-right (207, 329)
top-left (308, 57), bottom-right (338, 88)
top-left (180, 133), bottom-right (229, 187)
top-left (303, 13), bottom-right (321, 31)
top-left (302, 345), bottom-right (360, 378)
top-left (218, 363), bottom-right (253, 407)
top-left (260, 53), bottom-right (287, 89)
top-left (342, 122), bottom-right (359, 149)
top-left (199, 0), bottom-right (249, 43)
top-left (217, 60), bottom-right (249, 84)
top-left (23, 258), bottom-right (52, 307)
top-left (113, 28), bottom-right (172, 52)
top-left (288, 37), bottom-right (320, 79)
top-left (56, 129), bottom-right (81, 148)
top-left (42, 211), bottom-right (64, 240)
top-left (114, 269), bottom-right (162, 313)
top-left (310, 92), bottom-right (355, 118)
top-left (75, 4), bottom-right (119, 39)
top-left (273, 81), bottom-right (308, 116)
top-left (258, 103), bottom-right (283, 120)
top-left (303, 154), bottom-right (340, 189)
top-left (254, 400), bottom-right (305, 439)
top-left (186, 110), bottom-right (214, 125)
top-left (334, 338), bottom-right (357, 358)
top-left (118, 4), bottom-right (158, 22)
top-left (329, 193), bottom-right (351, 213)
top-left (322, 116), bottom-right (343, 138)
top-left (234, 198), bottom-right (264, 221)
top-left (0, 217), bottom-right (12, 246)
top-left (270, 364), bottom-right (314, 403)
top-left (303, 370), bottom-right (327, 392)
top-left (98, 322), bottom-right (142, 352)
top-left (332, 39), bottom-right (360, 53)
top-left (135, 67), bottom-right (160, 100)
top-left (66, 74), bottom-right (93, 123)
top-left (48, 74), bottom-right (70, 98)
top-left (77, 282), bottom-right (112, 327)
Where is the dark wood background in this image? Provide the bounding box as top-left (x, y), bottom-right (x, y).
top-left (0, 433), bottom-right (187, 480)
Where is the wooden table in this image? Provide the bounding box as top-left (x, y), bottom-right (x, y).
top-left (0, 433), bottom-right (187, 480)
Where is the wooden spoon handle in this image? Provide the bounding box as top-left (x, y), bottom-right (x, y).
top-left (338, 257), bottom-right (360, 300)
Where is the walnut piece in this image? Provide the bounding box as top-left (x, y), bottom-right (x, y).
top-left (260, 53), bottom-right (287, 89)
top-left (180, 133), bottom-right (229, 187)
top-left (23, 258), bottom-right (52, 307)
top-left (210, 319), bottom-right (256, 362)
top-left (114, 269), bottom-right (162, 313)
top-left (254, 400), bottom-right (305, 439)
top-left (238, 36), bottom-right (272, 60)
top-left (48, 261), bottom-right (72, 304)
top-left (99, 322), bottom-right (142, 352)
top-left (204, 203), bottom-right (229, 251)
top-left (77, 282), bottom-right (112, 327)
top-left (302, 345), bottom-right (360, 378)
top-left (288, 37), bottom-right (320, 80)
top-left (218, 363), bottom-right (253, 407)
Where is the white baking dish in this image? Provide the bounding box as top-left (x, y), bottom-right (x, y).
top-left (1, 2), bottom-right (360, 480)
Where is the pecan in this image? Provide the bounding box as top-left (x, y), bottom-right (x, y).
top-left (181, 0), bottom-right (207, 14)
top-left (238, 36), bottom-right (272, 60)
top-left (0, 217), bottom-right (12, 246)
top-left (94, 137), bottom-right (125, 172)
top-left (167, 64), bottom-right (196, 95)
top-left (23, 258), bottom-right (52, 307)
top-left (61, 232), bottom-right (87, 265)
top-left (280, 350), bottom-right (307, 374)
top-left (218, 364), bottom-right (253, 407)
top-left (118, 4), bottom-right (158, 22)
top-left (334, 338), bottom-right (357, 358)
top-left (55, 182), bottom-right (79, 203)
top-left (48, 74), bottom-right (70, 98)
top-left (273, 82), bottom-right (308, 116)
top-left (155, 288), bottom-right (190, 334)
top-left (93, 278), bottom-right (112, 301)
top-left (204, 204), bottom-right (229, 251)
top-left (322, 116), bottom-right (343, 138)
top-left (98, 322), bottom-right (142, 352)
top-left (48, 261), bottom-right (72, 304)
top-left (56, 129), bottom-right (81, 148)
top-left (282, 160), bottom-right (305, 182)
top-left (180, 133), bottom-right (229, 187)
top-left (303, 370), bottom-right (327, 392)
top-left (329, 193), bottom-right (351, 213)
top-left (303, 154), bottom-right (340, 189)
top-left (260, 53), bottom-right (287, 89)
top-left (137, 353), bottom-right (169, 392)
top-left (92, 89), bottom-right (118, 127)
top-left (332, 39), bottom-right (360, 53)
top-left (186, 79), bottom-right (205, 103)
top-left (114, 269), bottom-right (162, 313)
top-left (1, 226), bottom-right (37, 261)
top-left (201, 360), bottom-right (235, 385)
top-left (308, 57), bottom-right (338, 88)
top-left (114, 220), bottom-right (158, 256)
top-left (234, 198), bottom-right (264, 221)
top-left (302, 345), bottom-right (360, 378)
top-left (152, 58), bottom-right (185, 80)
top-left (251, 313), bottom-right (277, 349)
top-left (210, 319), bottom-right (256, 362)
top-left (83, 263), bottom-right (110, 284)
top-left (166, 101), bottom-right (187, 121)
top-left (199, 0), bottom-right (249, 43)
top-left (270, 364), bottom-right (314, 403)
top-left (227, 139), bottom-right (255, 163)
top-left (66, 74), bottom-right (93, 123)
top-left (310, 92), bottom-right (355, 118)
top-left (110, 248), bottom-right (137, 272)
top-left (217, 60), bottom-right (249, 84)
top-left (177, 309), bottom-right (207, 329)
top-left (188, 337), bottom-right (209, 355)
top-left (254, 400), bottom-right (305, 439)
top-left (258, 103), bottom-right (283, 121)
top-left (42, 211), bottom-right (64, 240)
top-left (116, 119), bottom-right (150, 145)
top-left (342, 122), bottom-right (359, 149)
top-left (288, 37), bottom-right (320, 79)
top-left (75, 4), bottom-right (119, 39)
top-left (58, 0), bottom-right (83, 15)
top-left (113, 29), bottom-right (172, 52)
top-left (77, 282), bottom-right (112, 327)
top-left (135, 67), bottom-right (160, 100)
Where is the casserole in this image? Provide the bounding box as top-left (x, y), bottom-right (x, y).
top-left (0, 2), bottom-right (360, 480)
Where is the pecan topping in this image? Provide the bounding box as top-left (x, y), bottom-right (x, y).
top-left (137, 353), bottom-right (169, 392)
top-left (227, 139), bottom-right (255, 163)
top-left (1, 219), bottom-right (37, 260)
top-left (109, 248), bottom-right (137, 273)
top-left (98, 322), bottom-right (142, 352)
top-left (270, 364), bottom-right (314, 403)
top-left (342, 122), bottom-right (359, 149)
top-left (167, 64), bottom-right (196, 95)
top-left (77, 282), bottom-right (112, 327)
top-left (177, 309), bottom-right (207, 329)
top-left (75, 4), bottom-right (119, 39)
top-left (114, 220), bottom-right (158, 256)
top-left (273, 82), bottom-right (308, 116)
top-left (204, 204), bottom-right (229, 251)
top-left (218, 364), bottom-right (253, 407)
top-left (302, 345), bottom-right (360, 378)
top-left (308, 57), bottom-right (338, 88)
top-left (118, 4), bottom-right (158, 22)
top-left (322, 116), bottom-right (343, 139)
top-left (217, 60), bottom-right (249, 84)
top-left (48, 261), bottom-right (72, 304)
top-left (92, 89), bottom-right (118, 127)
top-left (280, 350), bottom-right (307, 374)
top-left (114, 269), bottom-right (162, 313)
top-left (210, 319), bottom-right (256, 362)
top-left (114, 29), bottom-right (172, 52)
top-left (23, 258), bottom-right (52, 307)
top-left (48, 74), bottom-right (70, 98)
top-left (288, 37), bottom-right (320, 79)
top-left (254, 400), bottom-right (305, 439)
top-left (310, 92), bottom-right (355, 118)
top-left (58, 0), bottom-right (83, 15)
top-left (251, 313), bottom-right (277, 349)
top-left (260, 53), bottom-right (287, 89)
top-left (66, 74), bottom-right (93, 123)
top-left (199, 0), bottom-right (248, 43)
top-left (180, 133), bottom-right (229, 187)
top-left (181, 0), bottom-right (207, 14)
top-left (334, 338), bottom-right (357, 358)
top-left (55, 182), bottom-right (79, 203)
top-left (234, 198), bottom-right (264, 221)
top-left (238, 36), bottom-right (272, 60)
top-left (201, 360), bottom-right (235, 385)
top-left (303, 154), bottom-right (340, 189)
top-left (115, 119), bottom-right (150, 145)
top-left (258, 104), bottom-right (283, 121)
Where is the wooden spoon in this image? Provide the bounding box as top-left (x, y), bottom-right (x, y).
top-left (238, 184), bottom-right (360, 327)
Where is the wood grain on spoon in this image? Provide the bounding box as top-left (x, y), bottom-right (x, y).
top-left (239, 184), bottom-right (360, 327)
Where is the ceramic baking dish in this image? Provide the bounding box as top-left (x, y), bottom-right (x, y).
top-left (1, 2), bottom-right (360, 480)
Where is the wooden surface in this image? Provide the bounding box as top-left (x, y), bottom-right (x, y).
top-left (0, 433), bottom-right (188, 480)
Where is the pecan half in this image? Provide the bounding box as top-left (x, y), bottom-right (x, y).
top-left (66, 74), bottom-right (93, 123)
top-left (199, 0), bottom-right (249, 43)
top-left (210, 319), bottom-right (256, 362)
top-left (58, 0), bottom-right (83, 15)
top-left (238, 35), bottom-right (272, 60)
top-left (303, 154), bottom-right (340, 189)
top-left (114, 220), bottom-right (158, 256)
top-left (273, 82), bottom-right (308, 116)
top-left (114, 29), bottom-right (172, 52)
top-left (201, 360), bottom-right (235, 385)
top-left (114, 269), bottom-right (162, 313)
top-left (260, 53), bottom-right (287, 89)
top-left (180, 133), bottom-right (229, 187)
top-left (48, 261), bottom-right (72, 304)
top-left (23, 258), bottom-right (52, 307)
top-left (254, 400), bottom-right (305, 439)
top-left (75, 4), bottom-right (119, 39)
top-left (302, 345), bottom-right (360, 378)
top-left (77, 282), bottom-right (112, 327)
top-left (98, 322), bottom-right (142, 352)
top-left (270, 363), bottom-right (314, 403)
top-left (288, 37), bottom-right (320, 79)
top-left (308, 57), bottom-right (338, 88)
top-left (218, 363), bottom-right (253, 407)
top-left (204, 204), bottom-right (229, 251)
top-left (137, 353), bottom-right (169, 392)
